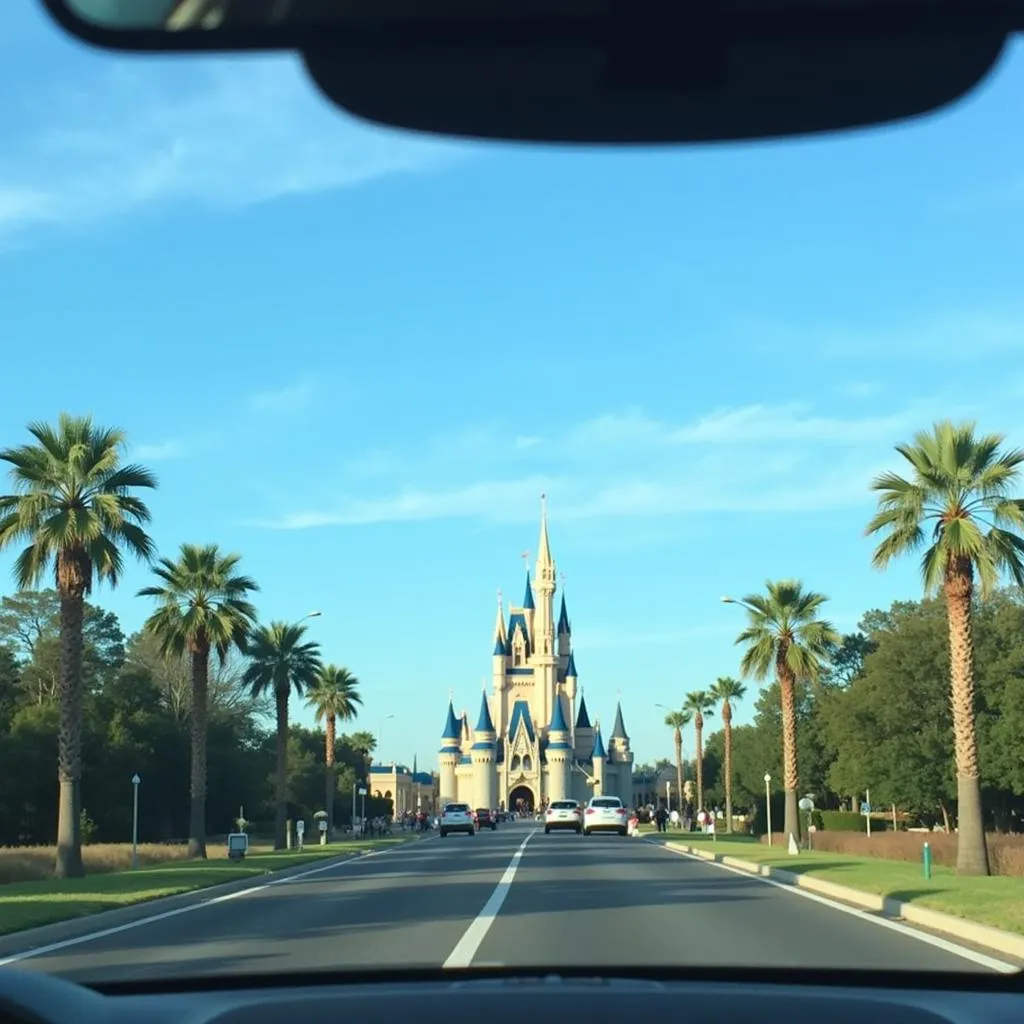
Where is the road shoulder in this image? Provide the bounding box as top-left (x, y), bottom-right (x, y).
top-left (0, 837), bottom-right (427, 960)
top-left (653, 838), bottom-right (1024, 965)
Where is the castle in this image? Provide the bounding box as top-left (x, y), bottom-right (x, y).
top-left (438, 502), bottom-right (634, 813)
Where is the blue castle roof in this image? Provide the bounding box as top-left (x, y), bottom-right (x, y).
top-left (591, 727), bottom-right (607, 761)
top-left (611, 702), bottom-right (628, 740)
top-left (522, 570), bottom-right (535, 610)
top-left (565, 650), bottom-right (578, 677)
top-left (575, 693), bottom-right (591, 729)
top-left (549, 694), bottom-right (569, 734)
top-left (557, 594), bottom-right (570, 635)
top-left (439, 701), bottom-right (461, 752)
top-left (475, 691), bottom-right (496, 735)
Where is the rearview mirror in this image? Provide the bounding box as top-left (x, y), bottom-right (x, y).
top-left (39, 0), bottom-right (1022, 145)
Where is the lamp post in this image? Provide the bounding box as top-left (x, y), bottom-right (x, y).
top-left (131, 774), bottom-right (141, 869)
top-left (764, 772), bottom-right (772, 846)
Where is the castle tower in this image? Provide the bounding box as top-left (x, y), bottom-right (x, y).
top-left (574, 687), bottom-right (593, 762)
top-left (591, 723), bottom-right (607, 796)
top-left (564, 648), bottom-right (579, 748)
top-left (608, 701), bottom-right (634, 806)
top-left (438, 701), bottom-right (461, 807)
top-left (545, 693), bottom-right (572, 802)
top-left (534, 496), bottom-right (557, 732)
top-left (492, 591), bottom-right (508, 737)
top-left (471, 690), bottom-right (498, 811)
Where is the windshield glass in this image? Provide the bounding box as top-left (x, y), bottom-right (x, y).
top-left (1, 0), bottom-right (1023, 987)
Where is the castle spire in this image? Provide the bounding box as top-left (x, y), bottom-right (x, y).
top-left (537, 492), bottom-right (553, 570)
top-left (493, 589), bottom-right (507, 654)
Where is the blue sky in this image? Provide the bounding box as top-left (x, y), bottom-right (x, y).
top-left (3, 5), bottom-right (1024, 772)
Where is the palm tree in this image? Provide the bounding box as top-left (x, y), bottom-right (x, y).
top-left (307, 665), bottom-right (362, 839)
top-left (663, 709), bottom-right (692, 815)
top-left (243, 621), bottom-right (322, 849)
top-left (866, 420), bottom-right (1024, 876)
top-left (138, 543), bottom-right (259, 859)
top-left (683, 691), bottom-right (715, 811)
top-left (726, 581), bottom-right (838, 846)
top-left (711, 676), bottom-right (747, 833)
top-left (0, 415), bottom-right (156, 878)
top-left (349, 729), bottom-right (377, 775)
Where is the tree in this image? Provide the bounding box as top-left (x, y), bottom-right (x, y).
top-left (306, 665), bottom-right (362, 839)
top-left (663, 709), bottom-right (691, 814)
top-left (866, 420), bottom-right (1024, 876)
top-left (727, 580), bottom-right (839, 846)
top-left (0, 415), bottom-right (156, 877)
top-left (138, 544), bottom-right (259, 858)
top-left (242, 621), bottom-right (322, 849)
top-left (683, 690), bottom-right (715, 810)
top-left (711, 676), bottom-right (746, 832)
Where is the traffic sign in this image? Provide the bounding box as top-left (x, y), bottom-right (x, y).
top-left (296, 820), bottom-right (305, 834)
top-left (861, 803), bottom-right (871, 815)
top-left (318, 820), bottom-right (328, 832)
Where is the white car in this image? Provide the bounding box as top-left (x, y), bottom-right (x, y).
top-left (583, 795), bottom-right (628, 836)
top-left (544, 800), bottom-right (583, 834)
top-left (439, 802), bottom-right (475, 837)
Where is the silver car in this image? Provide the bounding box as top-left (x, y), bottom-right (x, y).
top-left (583, 795), bottom-right (628, 836)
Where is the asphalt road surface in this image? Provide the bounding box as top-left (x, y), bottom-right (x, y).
top-left (2, 820), bottom-right (1012, 981)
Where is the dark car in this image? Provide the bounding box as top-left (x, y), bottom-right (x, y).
top-left (474, 808), bottom-right (497, 830)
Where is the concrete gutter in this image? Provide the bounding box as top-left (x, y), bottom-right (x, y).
top-left (657, 839), bottom-right (1024, 962)
top-left (0, 835), bottom-right (426, 959)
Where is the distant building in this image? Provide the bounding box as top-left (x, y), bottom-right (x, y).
top-left (368, 758), bottom-right (438, 815)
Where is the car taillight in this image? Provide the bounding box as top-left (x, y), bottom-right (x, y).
top-left (618, 808), bottom-right (628, 815)
top-left (546, 807), bottom-right (554, 815)
top-left (585, 808), bottom-right (595, 815)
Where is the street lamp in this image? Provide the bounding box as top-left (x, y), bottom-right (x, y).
top-left (131, 774), bottom-right (141, 869)
top-left (764, 773), bottom-right (772, 846)
top-left (302, 610), bottom-right (322, 621)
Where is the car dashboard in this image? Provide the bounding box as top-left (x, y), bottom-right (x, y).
top-left (1, 967), bottom-right (1023, 1024)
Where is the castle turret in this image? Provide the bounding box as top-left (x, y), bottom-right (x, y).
top-left (574, 687), bottom-right (593, 763)
top-left (492, 591), bottom-right (508, 736)
top-left (591, 723), bottom-right (607, 796)
top-left (608, 701), bottom-right (634, 806)
top-left (564, 648), bottom-right (579, 747)
top-left (545, 694), bottom-right (572, 803)
top-left (438, 701), bottom-right (461, 806)
top-left (471, 691), bottom-right (498, 811)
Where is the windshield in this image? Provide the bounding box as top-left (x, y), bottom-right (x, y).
top-left (1, 0), bottom-right (1023, 987)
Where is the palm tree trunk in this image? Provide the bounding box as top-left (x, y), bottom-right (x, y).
top-left (55, 572), bottom-right (86, 879)
top-left (777, 655), bottom-right (800, 846)
top-left (274, 686), bottom-right (290, 850)
top-left (694, 715), bottom-right (704, 810)
top-left (723, 700), bottom-right (734, 833)
top-left (187, 640), bottom-right (210, 859)
top-left (325, 712), bottom-right (336, 841)
top-left (945, 563), bottom-right (990, 876)
top-left (673, 728), bottom-right (683, 815)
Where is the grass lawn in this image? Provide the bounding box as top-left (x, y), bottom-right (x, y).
top-left (641, 828), bottom-right (1024, 936)
top-left (0, 836), bottom-right (415, 937)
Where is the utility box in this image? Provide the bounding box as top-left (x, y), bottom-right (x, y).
top-left (227, 832), bottom-right (249, 861)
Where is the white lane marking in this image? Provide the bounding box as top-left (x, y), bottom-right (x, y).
top-left (443, 830), bottom-right (536, 969)
top-left (0, 841), bottom-right (424, 967)
top-left (654, 842), bottom-right (1018, 974)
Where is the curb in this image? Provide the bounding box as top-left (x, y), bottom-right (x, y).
top-left (0, 836), bottom-right (423, 958)
top-left (656, 840), bottom-right (1024, 961)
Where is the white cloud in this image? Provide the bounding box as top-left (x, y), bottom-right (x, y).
top-left (132, 439), bottom-right (187, 461)
top-left (0, 58), bottom-right (463, 239)
top-left (248, 375), bottom-right (317, 413)
top-left (742, 312), bottom-right (1024, 361)
top-left (251, 396), bottom-right (1001, 530)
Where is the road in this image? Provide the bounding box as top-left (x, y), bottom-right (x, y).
top-left (2, 820), bottom-right (1010, 981)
